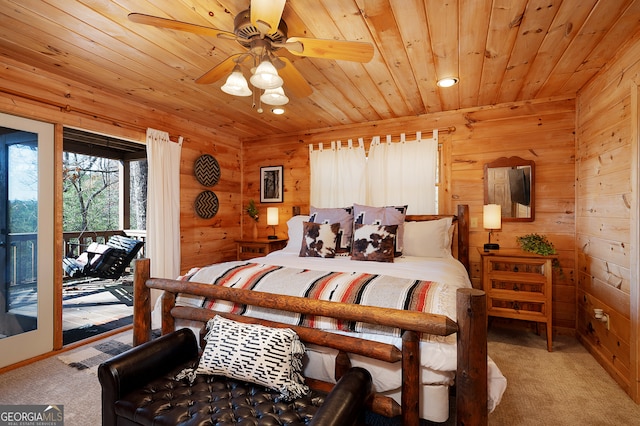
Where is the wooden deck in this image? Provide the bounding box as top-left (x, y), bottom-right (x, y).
top-left (62, 274), bottom-right (134, 344)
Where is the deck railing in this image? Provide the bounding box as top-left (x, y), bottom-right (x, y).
top-left (5, 230), bottom-right (147, 286)
top-left (62, 230), bottom-right (146, 279)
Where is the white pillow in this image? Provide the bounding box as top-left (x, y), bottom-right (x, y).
top-left (402, 217), bottom-right (453, 258)
top-left (196, 315), bottom-right (309, 400)
top-left (281, 215), bottom-right (310, 253)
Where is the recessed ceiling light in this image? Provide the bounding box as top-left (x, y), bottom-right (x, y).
top-left (271, 107), bottom-right (285, 115)
top-left (437, 77), bottom-right (459, 88)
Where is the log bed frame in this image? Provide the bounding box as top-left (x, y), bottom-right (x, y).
top-left (131, 204), bottom-right (488, 426)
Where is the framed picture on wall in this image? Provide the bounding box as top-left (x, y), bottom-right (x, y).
top-left (260, 165), bottom-right (283, 203)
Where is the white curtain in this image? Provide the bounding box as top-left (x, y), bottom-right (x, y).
top-left (146, 128), bottom-right (182, 279)
top-left (309, 139), bottom-right (367, 207)
top-left (309, 130), bottom-right (439, 213)
top-left (367, 130), bottom-right (438, 214)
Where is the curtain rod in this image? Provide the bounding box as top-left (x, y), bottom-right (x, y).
top-left (309, 126), bottom-right (456, 152)
top-left (383, 126), bottom-right (456, 142)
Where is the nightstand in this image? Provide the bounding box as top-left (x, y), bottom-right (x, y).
top-left (479, 248), bottom-right (556, 351)
top-left (236, 239), bottom-right (288, 261)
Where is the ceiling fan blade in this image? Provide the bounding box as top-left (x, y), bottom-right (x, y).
top-left (128, 13), bottom-right (236, 39)
top-left (285, 37), bottom-right (374, 63)
top-left (195, 54), bottom-right (244, 85)
top-left (250, 0), bottom-right (286, 35)
top-left (278, 57), bottom-right (313, 98)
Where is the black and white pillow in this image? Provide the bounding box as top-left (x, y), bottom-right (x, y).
top-left (299, 221), bottom-right (340, 258)
top-left (353, 204), bottom-right (407, 256)
top-left (308, 206), bottom-right (354, 254)
top-left (195, 316), bottom-right (309, 400)
top-left (351, 223), bottom-right (398, 262)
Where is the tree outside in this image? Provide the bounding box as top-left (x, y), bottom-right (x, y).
top-left (62, 152), bottom-right (147, 234)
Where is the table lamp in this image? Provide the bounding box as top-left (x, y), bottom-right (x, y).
top-left (267, 207), bottom-right (279, 240)
top-left (483, 204), bottom-right (501, 251)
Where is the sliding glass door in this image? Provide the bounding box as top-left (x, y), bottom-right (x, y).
top-left (0, 113), bottom-right (54, 368)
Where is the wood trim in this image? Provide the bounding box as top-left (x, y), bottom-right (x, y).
top-left (630, 81), bottom-right (640, 403)
top-left (53, 123), bottom-right (63, 350)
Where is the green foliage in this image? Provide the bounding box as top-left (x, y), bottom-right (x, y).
top-left (245, 199), bottom-right (259, 222)
top-left (9, 200), bottom-right (37, 232)
top-left (62, 153), bottom-right (120, 232)
top-left (516, 233), bottom-right (557, 256)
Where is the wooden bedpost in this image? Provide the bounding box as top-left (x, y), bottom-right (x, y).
top-left (401, 330), bottom-right (421, 426)
top-left (133, 258), bottom-right (151, 346)
top-left (455, 288), bottom-right (487, 426)
top-left (456, 204), bottom-right (470, 275)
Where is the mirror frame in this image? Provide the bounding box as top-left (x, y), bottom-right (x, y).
top-left (484, 156), bottom-right (535, 222)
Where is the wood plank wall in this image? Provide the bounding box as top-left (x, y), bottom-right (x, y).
top-left (576, 37), bottom-right (640, 400)
top-left (242, 96), bottom-right (577, 332)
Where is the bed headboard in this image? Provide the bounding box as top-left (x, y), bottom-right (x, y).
top-left (405, 204), bottom-right (470, 275)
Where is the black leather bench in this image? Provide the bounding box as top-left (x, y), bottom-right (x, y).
top-left (98, 328), bottom-right (373, 426)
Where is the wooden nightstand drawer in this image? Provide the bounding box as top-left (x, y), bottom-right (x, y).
top-left (488, 280), bottom-right (546, 295)
top-left (488, 298), bottom-right (546, 316)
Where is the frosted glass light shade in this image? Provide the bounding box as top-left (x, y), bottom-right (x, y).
top-left (267, 207), bottom-right (279, 226)
top-left (221, 66), bottom-right (252, 97)
top-left (261, 87), bottom-right (289, 106)
top-left (250, 60), bottom-right (283, 89)
top-left (483, 204), bottom-right (502, 229)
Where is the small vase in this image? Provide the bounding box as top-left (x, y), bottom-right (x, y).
top-left (252, 221), bottom-right (258, 239)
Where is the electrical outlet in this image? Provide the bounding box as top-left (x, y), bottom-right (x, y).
top-left (470, 217), bottom-right (478, 228)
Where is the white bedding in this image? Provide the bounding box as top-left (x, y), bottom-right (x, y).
top-left (152, 249), bottom-right (507, 421)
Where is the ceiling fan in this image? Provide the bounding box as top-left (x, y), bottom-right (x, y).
top-left (128, 0), bottom-right (374, 106)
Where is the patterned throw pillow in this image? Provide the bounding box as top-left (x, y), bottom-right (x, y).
top-left (353, 204), bottom-right (407, 256)
top-left (196, 316), bottom-right (309, 400)
top-left (308, 206), bottom-right (354, 254)
top-left (300, 222), bottom-right (340, 258)
top-left (351, 223), bottom-right (398, 262)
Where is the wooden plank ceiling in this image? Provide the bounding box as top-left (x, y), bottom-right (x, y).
top-left (0, 0), bottom-right (638, 140)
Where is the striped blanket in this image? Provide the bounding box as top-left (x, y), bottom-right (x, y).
top-left (176, 262), bottom-right (456, 339)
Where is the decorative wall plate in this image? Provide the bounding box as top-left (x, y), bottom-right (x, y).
top-left (194, 154), bottom-right (221, 187)
top-left (195, 190), bottom-right (219, 219)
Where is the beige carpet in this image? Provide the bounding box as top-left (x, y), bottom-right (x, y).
top-left (488, 326), bottom-right (640, 425)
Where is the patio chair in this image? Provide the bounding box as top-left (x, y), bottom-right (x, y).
top-left (63, 235), bottom-right (144, 280)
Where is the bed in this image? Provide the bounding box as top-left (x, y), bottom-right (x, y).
top-left (132, 204), bottom-right (507, 425)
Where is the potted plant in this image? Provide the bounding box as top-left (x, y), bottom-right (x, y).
top-left (245, 199), bottom-right (259, 239)
top-left (516, 233), bottom-right (562, 275)
top-left (516, 233), bottom-right (556, 255)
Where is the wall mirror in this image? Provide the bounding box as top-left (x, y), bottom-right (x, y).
top-left (484, 156), bottom-right (535, 222)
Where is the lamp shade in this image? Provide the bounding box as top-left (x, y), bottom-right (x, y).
top-left (221, 66), bottom-right (252, 97)
top-left (483, 204), bottom-right (502, 229)
top-left (250, 59), bottom-right (283, 90)
top-left (261, 87), bottom-right (289, 106)
top-left (267, 207), bottom-right (279, 226)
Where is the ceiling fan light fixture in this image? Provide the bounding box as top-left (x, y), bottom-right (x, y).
top-left (271, 107), bottom-right (285, 115)
top-left (221, 66), bottom-right (252, 96)
top-left (437, 77), bottom-right (459, 88)
top-left (261, 87), bottom-right (289, 106)
top-left (250, 59), bottom-right (283, 89)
